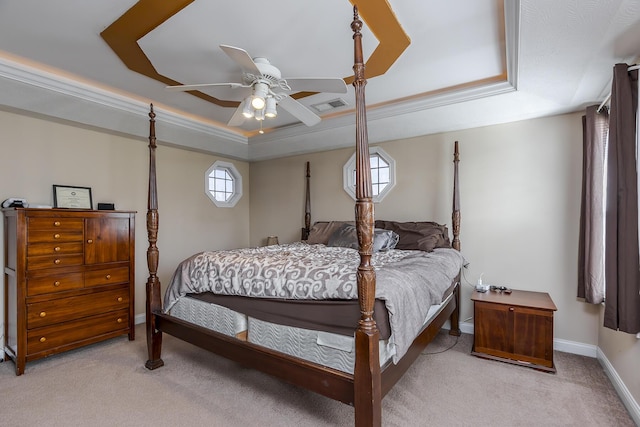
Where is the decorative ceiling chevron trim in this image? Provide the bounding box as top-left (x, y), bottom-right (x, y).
top-left (102, 0), bottom-right (409, 105)
top-left (257, 0), bottom-right (519, 146)
top-left (0, 55), bottom-right (247, 145)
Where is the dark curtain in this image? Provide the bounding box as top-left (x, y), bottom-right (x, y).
top-left (578, 105), bottom-right (607, 303)
top-left (604, 63), bottom-right (640, 333)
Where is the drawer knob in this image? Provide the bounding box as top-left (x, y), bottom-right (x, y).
top-left (117, 318), bottom-right (123, 323)
top-left (105, 274), bottom-right (112, 280)
top-left (53, 281), bottom-right (61, 287)
top-left (54, 259), bottom-right (61, 265)
top-left (40, 337), bottom-right (46, 343)
top-left (117, 297), bottom-right (123, 302)
top-left (54, 246), bottom-right (61, 252)
top-left (39, 311), bottom-right (46, 318)
top-left (54, 221), bottom-right (61, 226)
top-left (509, 307), bottom-right (515, 311)
top-left (54, 233), bottom-right (61, 239)
top-left (87, 239), bottom-right (93, 244)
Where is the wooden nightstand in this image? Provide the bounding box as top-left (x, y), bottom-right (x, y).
top-left (471, 289), bottom-right (557, 373)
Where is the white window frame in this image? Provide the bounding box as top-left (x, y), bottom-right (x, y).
top-left (205, 161), bottom-right (242, 208)
top-left (343, 146), bottom-right (396, 202)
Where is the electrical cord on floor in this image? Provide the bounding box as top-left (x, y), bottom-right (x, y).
top-left (421, 317), bottom-right (471, 355)
top-left (421, 335), bottom-right (459, 355)
top-left (422, 265), bottom-right (473, 355)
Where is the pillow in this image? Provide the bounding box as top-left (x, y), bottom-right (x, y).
top-left (374, 220), bottom-right (451, 252)
top-left (306, 221), bottom-right (353, 245)
top-left (327, 223), bottom-right (399, 252)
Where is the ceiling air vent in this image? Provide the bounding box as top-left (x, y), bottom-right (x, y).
top-left (311, 98), bottom-right (348, 113)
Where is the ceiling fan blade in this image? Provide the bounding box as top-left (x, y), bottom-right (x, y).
top-left (165, 82), bottom-right (248, 92)
top-left (278, 95), bottom-right (321, 127)
top-left (285, 78), bottom-right (348, 94)
top-left (219, 44), bottom-right (262, 75)
top-left (227, 102), bottom-right (246, 127)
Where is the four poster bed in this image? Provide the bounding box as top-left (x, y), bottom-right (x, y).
top-left (144, 8), bottom-right (463, 426)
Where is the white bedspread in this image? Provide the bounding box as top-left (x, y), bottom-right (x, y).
top-left (164, 242), bottom-right (464, 362)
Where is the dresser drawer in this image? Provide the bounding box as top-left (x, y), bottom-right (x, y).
top-left (28, 229), bottom-right (83, 243)
top-left (27, 254), bottom-right (84, 270)
top-left (27, 241), bottom-right (83, 257)
top-left (85, 266), bottom-right (129, 287)
top-left (28, 217), bottom-right (84, 231)
top-left (27, 309), bottom-right (129, 355)
top-left (27, 287), bottom-right (130, 328)
top-left (27, 272), bottom-right (84, 296)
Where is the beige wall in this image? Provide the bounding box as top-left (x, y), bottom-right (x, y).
top-left (2, 108), bottom-right (637, 409)
top-left (0, 110), bottom-right (250, 324)
top-left (250, 112), bottom-right (601, 345)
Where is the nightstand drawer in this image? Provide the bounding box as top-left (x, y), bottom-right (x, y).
top-left (27, 287), bottom-right (130, 328)
top-left (27, 272), bottom-right (84, 296)
top-left (85, 267), bottom-right (129, 287)
top-left (27, 309), bottom-right (129, 355)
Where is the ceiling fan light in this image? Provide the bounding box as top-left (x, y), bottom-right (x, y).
top-left (251, 82), bottom-right (269, 110)
top-left (241, 97), bottom-right (254, 118)
top-left (254, 108), bottom-right (265, 121)
top-left (265, 97), bottom-right (277, 118)
top-left (251, 96), bottom-right (265, 110)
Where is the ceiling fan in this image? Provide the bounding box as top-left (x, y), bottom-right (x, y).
top-left (166, 44), bottom-right (348, 129)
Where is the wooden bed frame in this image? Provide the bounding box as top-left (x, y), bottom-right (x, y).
top-left (144, 7), bottom-right (461, 426)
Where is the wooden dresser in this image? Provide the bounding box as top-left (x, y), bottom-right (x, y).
top-left (471, 289), bottom-right (557, 373)
top-left (3, 208), bottom-right (135, 375)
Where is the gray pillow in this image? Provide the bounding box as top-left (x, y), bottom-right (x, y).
top-left (306, 221), bottom-right (354, 245)
top-left (327, 223), bottom-right (399, 252)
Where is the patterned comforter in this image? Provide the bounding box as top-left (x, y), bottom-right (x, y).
top-left (164, 242), bottom-right (465, 362)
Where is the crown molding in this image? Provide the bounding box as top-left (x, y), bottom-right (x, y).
top-left (0, 54), bottom-right (249, 156)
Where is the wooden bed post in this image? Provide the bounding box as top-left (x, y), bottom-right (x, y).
top-left (145, 104), bottom-right (164, 370)
top-left (449, 140), bottom-right (462, 337)
top-left (351, 7), bottom-right (382, 427)
top-left (452, 141), bottom-right (461, 252)
top-left (301, 161), bottom-right (311, 240)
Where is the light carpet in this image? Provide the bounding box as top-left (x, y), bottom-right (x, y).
top-left (0, 325), bottom-right (634, 426)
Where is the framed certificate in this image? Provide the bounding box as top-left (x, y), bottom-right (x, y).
top-left (53, 185), bottom-right (93, 209)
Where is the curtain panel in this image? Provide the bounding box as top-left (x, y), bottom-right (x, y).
top-left (578, 105), bottom-right (607, 304)
top-left (604, 63), bottom-right (640, 334)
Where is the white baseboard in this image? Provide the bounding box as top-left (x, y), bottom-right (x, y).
top-left (597, 347), bottom-right (640, 426)
top-left (135, 313), bottom-right (145, 325)
top-left (459, 321), bottom-right (474, 335)
top-left (454, 321), bottom-right (638, 423)
top-left (553, 338), bottom-right (598, 358)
